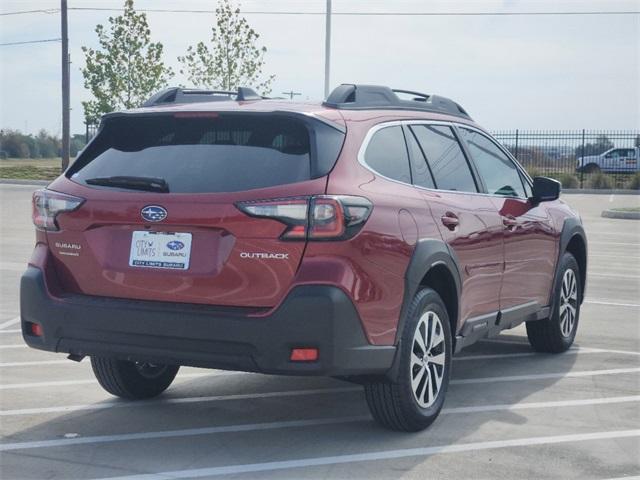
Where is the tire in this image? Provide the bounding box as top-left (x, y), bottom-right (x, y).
top-left (364, 288), bottom-right (452, 432)
top-left (91, 357), bottom-right (179, 400)
top-left (526, 252), bottom-right (581, 353)
top-left (584, 164), bottom-right (601, 174)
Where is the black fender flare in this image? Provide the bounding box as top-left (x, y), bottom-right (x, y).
top-left (385, 238), bottom-right (462, 381)
top-left (550, 217), bottom-right (588, 312)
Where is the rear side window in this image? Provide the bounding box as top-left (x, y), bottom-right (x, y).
top-left (459, 128), bottom-right (526, 198)
top-left (363, 126), bottom-right (411, 184)
top-left (410, 125), bottom-right (477, 193)
top-left (69, 114), bottom-right (344, 194)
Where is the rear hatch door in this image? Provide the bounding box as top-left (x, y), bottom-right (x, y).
top-left (47, 111), bottom-right (344, 308)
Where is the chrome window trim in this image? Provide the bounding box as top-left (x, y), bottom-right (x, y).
top-left (357, 119), bottom-right (533, 200)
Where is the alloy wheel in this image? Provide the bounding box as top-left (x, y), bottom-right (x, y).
top-left (410, 311), bottom-right (446, 408)
top-left (559, 269), bottom-right (578, 337)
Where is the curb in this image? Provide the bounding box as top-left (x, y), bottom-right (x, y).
top-left (0, 179), bottom-right (50, 186)
top-left (563, 189), bottom-right (639, 195)
top-left (602, 209), bottom-right (640, 220)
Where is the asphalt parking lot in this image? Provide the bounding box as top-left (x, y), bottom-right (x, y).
top-left (0, 184), bottom-right (638, 480)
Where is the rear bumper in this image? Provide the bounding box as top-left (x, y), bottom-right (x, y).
top-left (20, 266), bottom-right (395, 376)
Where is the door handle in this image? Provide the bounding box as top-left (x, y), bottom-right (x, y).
top-left (441, 212), bottom-right (459, 231)
top-left (502, 215), bottom-right (518, 230)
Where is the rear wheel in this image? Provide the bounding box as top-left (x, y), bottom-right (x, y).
top-left (364, 288), bottom-right (452, 432)
top-left (526, 252), bottom-right (581, 353)
top-left (91, 357), bottom-right (179, 399)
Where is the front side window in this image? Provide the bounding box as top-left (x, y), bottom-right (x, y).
top-left (364, 126), bottom-right (411, 184)
top-left (459, 128), bottom-right (526, 198)
top-left (410, 125), bottom-right (477, 193)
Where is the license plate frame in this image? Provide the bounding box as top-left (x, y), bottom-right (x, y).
top-left (129, 231), bottom-right (192, 270)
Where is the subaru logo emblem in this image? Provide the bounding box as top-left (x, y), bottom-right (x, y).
top-left (141, 205), bottom-right (167, 222)
top-left (166, 240), bottom-right (184, 251)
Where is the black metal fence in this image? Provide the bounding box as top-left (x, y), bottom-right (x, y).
top-left (492, 130), bottom-right (640, 189)
top-left (84, 123), bottom-right (639, 190)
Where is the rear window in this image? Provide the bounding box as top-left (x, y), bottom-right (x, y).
top-left (69, 114), bottom-right (344, 193)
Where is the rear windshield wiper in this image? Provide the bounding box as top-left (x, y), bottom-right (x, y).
top-left (85, 176), bottom-right (170, 193)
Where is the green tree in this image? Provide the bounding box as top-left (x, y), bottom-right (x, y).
top-left (81, 0), bottom-right (173, 123)
top-left (178, 0), bottom-right (275, 93)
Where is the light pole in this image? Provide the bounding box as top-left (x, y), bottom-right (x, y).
top-left (61, 0), bottom-right (70, 171)
top-left (324, 0), bottom-right (332, 99)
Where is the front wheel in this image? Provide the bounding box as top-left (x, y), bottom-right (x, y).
top-left (526, 252), bottom-right (581, 353)
top-left (364, 288), bottom-right (452, 432)
top-left (91, 357), bottom-right (180, 399)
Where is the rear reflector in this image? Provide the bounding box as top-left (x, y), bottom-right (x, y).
top-left (290, 348), bottom-right (319, 362)
top-left (26, 322), bottom-right (43, 337)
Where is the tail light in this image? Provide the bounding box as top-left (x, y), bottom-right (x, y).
top-left (32, 189), bottom-right (84, 231)
top-left (236, 195), bottom-right (372, 241)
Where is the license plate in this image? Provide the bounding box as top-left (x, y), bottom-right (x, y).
top-left (129, 231), bottom-right (192, 270)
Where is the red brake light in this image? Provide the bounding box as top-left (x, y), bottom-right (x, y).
top-left (32, 189), bottom-right (84, 231)
top-left (236, 195), bottom-right (372, 241)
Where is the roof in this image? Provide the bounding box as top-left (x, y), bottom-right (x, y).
top-left (102, 86), bottom-right (478, 131)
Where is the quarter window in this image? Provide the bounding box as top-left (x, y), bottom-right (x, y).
top-left (364, 126), bottom-right (411, 184)
top-left (410, 125), bottom-right (477, 193)
top-left (459, 128), bottom-right (526, 198)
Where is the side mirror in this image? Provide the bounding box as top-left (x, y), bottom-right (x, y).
top-left (532, 176), bottom-right (561, 203)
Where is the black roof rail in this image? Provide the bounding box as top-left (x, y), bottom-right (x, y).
top-left (323, 84), bottom-right (471, 120)
top-left (142, 86), bottom-right (263, 107)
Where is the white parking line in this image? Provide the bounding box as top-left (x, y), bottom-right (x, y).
top-left (451, 346), bottom-right (639, 361)
top-left (0, 372), bottom-right (229, 390)
top-left (2, 367), bottom-right (638, 417)
top-left (451, 367), bottom-right (640, 385)
top-left (94, 429), bottom-right (640, 480)
top-left (588, 231), bottom-right (640, 237)
top-left (1, 395), bottom-right (637, 452)
top-left (589, 241), bottom-right (640, 246)
top-left (0, 329), bottom-right (21, 334)
top-left (0, 317), bottom-right (19, 330)
top-left (585, 299), bottom-right (640, 308)
top-left (0, 344), bottom-right (26, 350)
top-left (589, 273), bottom-right (640, 280)
top-left (0, 360), bottom-right (75, 367)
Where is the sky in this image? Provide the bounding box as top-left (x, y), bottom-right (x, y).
top-left (0, 0), bottom-right (639, 136)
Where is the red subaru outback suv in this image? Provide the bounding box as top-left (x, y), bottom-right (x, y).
top-left (21, 84), bottom-right (586, 431)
